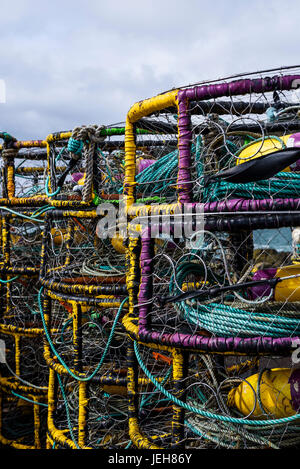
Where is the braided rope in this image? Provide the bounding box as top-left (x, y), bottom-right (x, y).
top-left (68, 125), bottom-right (106, 202)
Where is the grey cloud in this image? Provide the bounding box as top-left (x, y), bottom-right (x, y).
top-left (0, 0), bottom-right (300, 138)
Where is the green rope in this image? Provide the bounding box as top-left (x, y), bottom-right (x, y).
top-left (203, 172), bottom-right (300, 202)
top-left (56, 373), bottom-right (80, 449)
top-left (45, 147), bottom-right (66, 197)
top-left (0, 206), bottom-right (44, 223)
top-left (180, 301), bottom-right (300, 338)
top-left (0, 275), bottom-right (19, 283)
top-left (11, 390), bottom-right (48, 408)
top-left (38, 287), bottom-right (128, 382)
top-left (133, 341), bottom-right (300, 426)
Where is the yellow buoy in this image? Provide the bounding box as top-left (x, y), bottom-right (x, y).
top-left (236, 134), bottom-right (300, 171)
top-left (274, 264), bottom-right (300, 301)
top-left (111, 234), bottom-right (126, 254)
top-left (227, 368), bottom-right (296, 418)
top-left (250, 264), bottom-right (300, 302)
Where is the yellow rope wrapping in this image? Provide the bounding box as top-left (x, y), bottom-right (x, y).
top-left (171, 349), bottom-right (187, 446)
top-left (42, 289), bottom-right (129, 447)
top-left (14, 140), bottom-right (47, 149)
top-left (47, 368), bottom-right (86, 449)
top-left (78, 382), bottom-right (88, 447)
top-left (6, 166), bottom-right (15, 199)
top-left (0, 138), bottom-right (58, 448)
top-left (72, 301), bottom-right (81, 371)
top-left (124, 90), bottom-right (178, 215)
top-left (33, 398), bottom-right (41, 449)
top-left (0, 386), bottom-right (47, 449)
top-left (126, 339), bottom-right (182, 449)
top-left (15, 334), bottom-right (21, 377)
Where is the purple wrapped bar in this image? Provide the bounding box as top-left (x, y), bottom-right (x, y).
top-left (249, 268), bottom-right (277, 300)
top-left (289, 368), bottom-right (300, 411)
top-left (177, 95), bottom-right (192, 204)
top-left (204, 198), bottom-right (300, 213)
top-left (137, 159), bottom-right (156, 173)
top-left (136, 225), bottom-right (299, 354)
top-left (176, 73), bottom-right (300, 204)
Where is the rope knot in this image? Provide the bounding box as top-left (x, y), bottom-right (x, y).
top-left (2, 147), bottom-right (18, 160)
top-left (67, 137), bottom-right (84, 155)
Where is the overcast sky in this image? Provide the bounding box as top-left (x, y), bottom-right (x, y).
top-left (1, 0), bottom-right (300, 139)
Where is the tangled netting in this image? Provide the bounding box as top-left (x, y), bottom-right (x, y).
top-left (3, 66), bottom-right (300, 450)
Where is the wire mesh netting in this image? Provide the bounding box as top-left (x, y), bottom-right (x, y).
top-left (132, 226), bottom-right (300, 341)
top-left (3, 67), bottom-right (300, 450)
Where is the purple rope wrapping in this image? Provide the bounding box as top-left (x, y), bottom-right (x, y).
top-left (137, 159), bottom-right (156, 173)
top-left (249, 268), bottom-right (277, 300)
top-left (177, 94), bottom-right (192, 204)
top-left (71, 172), bottom-right (84, 183)
top-left (184, 74), bottom-right (300, 102)
top-left (136, 225), bottom-right (299, 354)
top-left (134, 73), bottom-right (300, 352)
top-left (203, 198), bottom-right (300, 213)
top-left (139, 234), bottom-right (153, 330)
top-left (176, 73), bottom-right (300, 205)
top-left (289, 368), bottom-right (300, 411)
top-left (173, 197), bottom-right (300, 213)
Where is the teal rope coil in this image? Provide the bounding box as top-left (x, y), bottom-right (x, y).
top-left (134, 138), bottom-right (202, 196)
top-left (135, 149), bottom-right (178, 195)
top-left (179, 301), bottom-right (300, 338)
top-left (203, 171), bottom-right (300, 202)
top-left (170, 259), bottom-right (300, 338)
top-left (117, 139), bottom-right (201, 196)
top-left (133, 341), bottom-right (300, 426)
top-left (185, 417), bottom-right (283, 449)
top-left (170, 258), bottom-right (300, 338)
